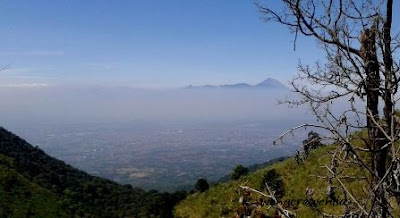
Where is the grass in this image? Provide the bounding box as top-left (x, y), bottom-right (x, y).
top-left (174, 142), bottom-right (400, 217)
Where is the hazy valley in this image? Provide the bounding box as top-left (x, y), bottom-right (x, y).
top-left (7, 120), bottom-right (304, 191)
top-left (1, 82), bottom-right (310, 191)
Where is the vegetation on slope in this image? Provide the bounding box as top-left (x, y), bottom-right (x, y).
top-left (217, 156), bottom-right (290, 183)
top-left (0, 154), bottom-right (68, 217)
top-left (0, 127), bottom-right (186, 217)
top-left (174, 139), bottom-right (400, 217)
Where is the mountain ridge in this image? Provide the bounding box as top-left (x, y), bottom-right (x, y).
top-left (184, 77), bottom-right (288, 90)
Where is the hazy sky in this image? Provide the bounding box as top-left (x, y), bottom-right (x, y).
top-left (0, 0), bottom-right (325, 88)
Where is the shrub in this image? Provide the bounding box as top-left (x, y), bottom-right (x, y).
top-left (303, 131), bottom-right (324, 156)
top-left (260, 169), bottom-right (284, 199)
top-left (230, 165), bottom-right (248, 180)
top-left (194, 179), bottom-right (209, 193)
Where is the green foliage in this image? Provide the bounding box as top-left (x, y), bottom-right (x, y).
top-left (175, 143), bottom-right (400, 217)
top-left (217, 156), bottom-right (290, 183)
top-left (303, 131), bottom-right (324, 155)
top-left (0, 127), bottom-right (187, 217)
top-left (195, 179), bottom-right (209, 193)
top-left (230, 165), bottom-right (248, 180)
top-left (0, 162), bottom-right (68, 217)
top-left (260, 169), bottom-right (284, 199)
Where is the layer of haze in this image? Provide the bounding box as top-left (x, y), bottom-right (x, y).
top-left (0, 86), bottom-right (312, 126)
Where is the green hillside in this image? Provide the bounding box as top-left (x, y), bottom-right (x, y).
top-left (174, 142), bottom-right (400, 217)
top-left (0, 166), bottom-right (68, 217)
top-left (0, 127), bottom-right (186, 217)
top-left (0, 154), bottom-right (68, 217)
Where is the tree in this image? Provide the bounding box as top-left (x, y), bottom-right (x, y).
top-left (302, 131), bottom-right (323, 156)
top-left (194, 178), bottom-right (209, 193)
top-left (254, 0), bottom-right (399, 217)
top-left (230, 165), bottom-right (249, 180)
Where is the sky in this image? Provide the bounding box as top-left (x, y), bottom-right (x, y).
top-left (0, 0), bottom-right (322, 88)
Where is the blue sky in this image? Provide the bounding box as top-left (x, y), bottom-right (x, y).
top-left (0, 0), bottom-right (323, 88)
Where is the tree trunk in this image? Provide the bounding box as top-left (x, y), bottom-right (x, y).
top-left (382, 1), bottom-right (394, 215)
top-left (362, 28), bottom-right (389, 216)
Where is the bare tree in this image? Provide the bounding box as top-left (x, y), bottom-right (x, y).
top-left (254, 0), bottom-right (400, 217)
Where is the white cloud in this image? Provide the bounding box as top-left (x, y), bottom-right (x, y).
top-left (0, 50), bottom-right (64, 56)
top-left (1, 68), bottom-right (36, 74)
top-left (0, 83), bottom-right (50, 88)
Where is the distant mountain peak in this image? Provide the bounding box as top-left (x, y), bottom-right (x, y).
top-left (255, 78), bottom-right (287, 89)
top-left (258, 77), bottom-right (277, 84)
